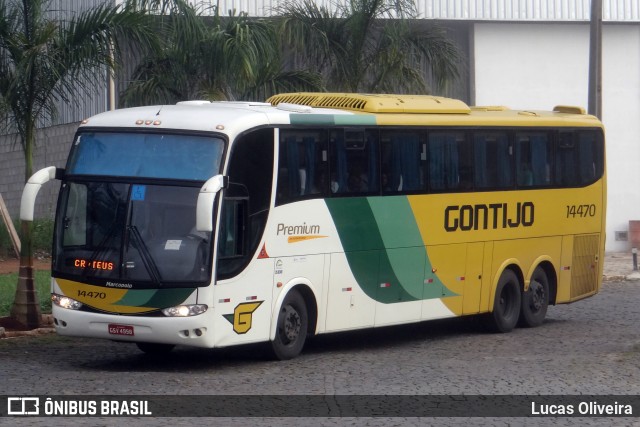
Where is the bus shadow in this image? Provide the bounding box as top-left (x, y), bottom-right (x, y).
top-left (77, 316), bottom-right (491, 373)
top-left (304, 316), bottom-right (485, 355)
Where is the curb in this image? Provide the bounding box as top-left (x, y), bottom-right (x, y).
top-left (0, 314), bottom-right (55, 339)
top-left (0, 327), bottom-right (56, 339)
top-left (603, 274), bottom-right (640, 282)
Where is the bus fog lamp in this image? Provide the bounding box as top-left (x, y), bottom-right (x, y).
top-left (162, 304), bottom-right (208, 317)
top-left (52, 294), bottom-right (83, 310)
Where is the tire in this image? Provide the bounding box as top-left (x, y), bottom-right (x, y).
top-left (484, 269), bottom-right (522, 333)
top-left (270, 290), bottom-right (308, 360)
top-left (519, 266), bottom-right (549, 328)
top-left (136, 342), bottom-right (175, 354)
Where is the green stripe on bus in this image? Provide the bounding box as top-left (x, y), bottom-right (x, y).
top-left (114, 289), bottom-right (157, 306)
top-left (368, 197), bottom-right (424, 300)
top-left (326, 197), bottom-right (456, 303)
top-left (290, 114), bottom-right (377, 126)
top-left (333, 115), bottom-right (376, 125)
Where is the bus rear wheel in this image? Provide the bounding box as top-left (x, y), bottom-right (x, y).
top-left (484, 269), bottom-right (522, 333)
top-left (271, 290), bottom-right (308, 360)
top-left (519, 267), bottom-right (549, 328)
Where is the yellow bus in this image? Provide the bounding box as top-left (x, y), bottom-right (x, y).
top-left (21, 93), bottom-right (605, 359)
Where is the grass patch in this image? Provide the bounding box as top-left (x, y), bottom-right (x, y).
top-left (0, 270), bottom-right (51, 317)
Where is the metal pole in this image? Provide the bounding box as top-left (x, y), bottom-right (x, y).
top-left (588, 0), bottom-right (602, 119)
top-left (633, 248), bottom-right (638, 271)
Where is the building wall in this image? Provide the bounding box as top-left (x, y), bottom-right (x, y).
top-left (195, 0), bottom-right (640, 22)
top-left (0, 123), bottom-right (78, 222)
top-left (474, 22), bottom-right (640, 252)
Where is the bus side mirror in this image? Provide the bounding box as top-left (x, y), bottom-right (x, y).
top-left (20, 166), bottom-right (65, 221)
top-left (196, 175), bottom-right (229, 232)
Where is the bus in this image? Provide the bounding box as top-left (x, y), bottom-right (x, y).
top-left (20, 93), bottom-right (606, 359)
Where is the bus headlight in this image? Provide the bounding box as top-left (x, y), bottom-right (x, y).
top-left (52, 294), bottom-right (83, 310)
top-left (162, 304), bottom-right (208, 317)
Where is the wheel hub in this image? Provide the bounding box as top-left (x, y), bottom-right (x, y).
top-left (529, 280), bottom-right (545, 311)
top-left (282, 306), bottom-right (301, 342)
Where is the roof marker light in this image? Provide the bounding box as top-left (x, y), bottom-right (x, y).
top-left (135, 120), bottom-right (144, 125)
top-left (216, 125), bottom-right (225, 130)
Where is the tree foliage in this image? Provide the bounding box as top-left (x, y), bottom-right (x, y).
top-left (121, 2), bottom-right (323, 105)
top-left (0, 0), bottom-right (158, 180)
top-left (277, 0), bottom-right (461, 93)
top-left (0, 0), bottom-right (158, 327)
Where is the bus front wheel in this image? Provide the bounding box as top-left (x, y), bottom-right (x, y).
top-left (484, 269), bottom-right (522, 333)
top-left (519, 267), bottom-right (549, 328)
top-left (271, 290), bottom-right (308, 360)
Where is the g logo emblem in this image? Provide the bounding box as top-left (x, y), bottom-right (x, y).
top-left (224, 301), bottom-right (263, 334)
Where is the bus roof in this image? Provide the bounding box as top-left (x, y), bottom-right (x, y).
top-left (78, 93), bottom-right (602, 136)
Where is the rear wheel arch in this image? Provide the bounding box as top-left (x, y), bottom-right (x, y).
top-left (535, 260), bottom-right (557, 305)
top-left (292, 284), bottom-right (318, 337)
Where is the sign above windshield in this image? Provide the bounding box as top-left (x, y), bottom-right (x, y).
top-left (66, 132), bottom-right (225, 181)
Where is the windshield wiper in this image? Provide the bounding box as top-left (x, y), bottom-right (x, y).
top-left (128, 225), bottom-right (163, 287)
top-left (81, 223), bottom-right (117, 279)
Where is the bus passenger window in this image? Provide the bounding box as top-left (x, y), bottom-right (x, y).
top-left (276, 130), bottom-right (328, 205)
top-left (556, 132), bottom-right (580, 186)
top-left (330, 129), bottom-right (379, 195)
top-left (474, 132), bottom-right (513, 189)
top-left (428, 132), bottom-right (471, 192)
top-left (577, 130), bottom-right (604, 184)
top-left (516, 132), bottom-right (552, 187)
top-left (381, 131), bottom-right (423, 193)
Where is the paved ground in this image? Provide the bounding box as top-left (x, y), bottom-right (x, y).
top-left (603, 251), bottom-right (640, 281)
top-left (1, 278), bottom-right (640, 425)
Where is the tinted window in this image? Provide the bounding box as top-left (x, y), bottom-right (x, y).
top-left (276, 130), bottom-right (328, 205)
top-left (330, 129), bottom-right (379, 195)
top-left (516, 132), bottom-right (552, 187)
top-left (474, 131), bottom-right (513, 189)
top-left (381, 131), bottom-right (425, 193)
top-left (428, 131), bottom-right (473, 192)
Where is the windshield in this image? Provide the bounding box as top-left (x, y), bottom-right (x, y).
top-left (54, 182), bottom-right (212, 287)
top-left (53, 131), bottom-right (225, 288)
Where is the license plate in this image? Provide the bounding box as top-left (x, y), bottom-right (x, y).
top-left (108, 324), bottom-right (134, 336)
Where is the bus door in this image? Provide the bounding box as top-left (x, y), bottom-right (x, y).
top-left (211, 128), bottom-right (275, 348)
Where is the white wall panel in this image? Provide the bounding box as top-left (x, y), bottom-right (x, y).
top-left (198, 0), bottom-right (640, 21)
top-left (474, 22), bottom-right (640, 251)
